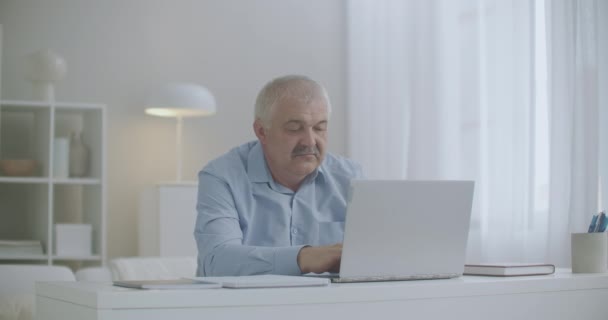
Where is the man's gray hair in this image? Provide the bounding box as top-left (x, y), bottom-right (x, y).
top-left (254, 75), bottom-right (332, 127)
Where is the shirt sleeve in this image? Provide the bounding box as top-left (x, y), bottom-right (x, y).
top-left (194, 171), bottom-right (305, 276)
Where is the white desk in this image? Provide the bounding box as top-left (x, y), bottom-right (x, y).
top-left (36, 270), bottom-right (608, 320)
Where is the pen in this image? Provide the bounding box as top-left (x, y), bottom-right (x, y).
top-left (593, 212), bottom-right (606, 233)
top-left (588, 214), bottom-right (598, 233)
top-left (598, 212), bottom-right (608, 232)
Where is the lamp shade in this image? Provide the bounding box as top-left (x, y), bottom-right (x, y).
top-left (145, 83), bottom-right (216, 118)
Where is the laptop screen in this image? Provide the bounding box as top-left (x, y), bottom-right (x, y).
top-left (339, 180), bottom-right (474, 280)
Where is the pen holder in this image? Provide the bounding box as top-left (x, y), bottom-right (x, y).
top-left (571, 232), bottom-right (608, 273)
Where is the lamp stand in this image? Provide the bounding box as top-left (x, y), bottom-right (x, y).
top-left (176, 115), bottom-right (183, 182)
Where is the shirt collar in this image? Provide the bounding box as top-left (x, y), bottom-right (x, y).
top-left (247, 141), bottom-right (272, 183)
top-left (246, 140), bottom-right (327, 185)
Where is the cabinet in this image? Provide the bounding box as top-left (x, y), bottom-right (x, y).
top-left (0, 100), bottom-right (106, 266)
top-left (139, 183), bottom-right (198, 257)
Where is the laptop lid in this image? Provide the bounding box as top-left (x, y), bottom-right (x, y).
top-left (338, 180), bottom-right (474, 281)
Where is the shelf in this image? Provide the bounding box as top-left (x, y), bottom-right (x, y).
top-left (52, 255), bottom-right (101, 261)
top-left (0, 102), bottom-right (52, 115)
top-left (0, 100), bottom-right (104, 110)
top-left (52, 178), bottom-right (101, 185)
top-left (0, 99), bottom-right (106, 268)
top-left (0, 177), bottom-right (50, 184)
top-left (0, 254), bottom-right (48, 260)
top-left (0, 177), bottom-right (101, 185)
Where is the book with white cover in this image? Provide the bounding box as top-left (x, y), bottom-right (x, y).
top-left (0, 240), bottom-right (44, 256)
top-left (464, 263), bottom-right (555, 276)
top-left (193, 275), bottom-right (330, 288)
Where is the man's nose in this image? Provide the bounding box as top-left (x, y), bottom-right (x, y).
top-left (301, 127), bottom-right (316, 146)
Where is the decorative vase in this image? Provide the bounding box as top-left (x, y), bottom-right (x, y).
top-left (69, 131), bottom-right (89, 177)
top-left (24, 49), bottom-right (67, 102)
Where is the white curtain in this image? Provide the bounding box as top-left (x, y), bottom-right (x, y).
top-left (347, 0), bottom-right (607, 265)
top-left (546, 0), bottom-right (607, 266)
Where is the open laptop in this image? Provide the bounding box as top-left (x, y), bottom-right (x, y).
top-left (326, 179), bottom-right (474, 283)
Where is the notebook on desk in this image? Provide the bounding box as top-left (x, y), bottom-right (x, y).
top-left (321, 179), bottom-right (475, 283)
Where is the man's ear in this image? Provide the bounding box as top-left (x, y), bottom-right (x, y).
top-left (253, 120), bottom-right (267, 143)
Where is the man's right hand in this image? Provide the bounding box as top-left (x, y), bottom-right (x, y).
top-left (297, 243), bottom-right (342, 274)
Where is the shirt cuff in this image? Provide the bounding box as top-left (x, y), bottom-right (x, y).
top-left (273, 245), bottom-right (307, 275)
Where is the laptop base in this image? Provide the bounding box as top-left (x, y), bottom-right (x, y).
top-left (306, 273), bottom-right (461, 283)
top-left (330, 273), bottom-right (461, 283)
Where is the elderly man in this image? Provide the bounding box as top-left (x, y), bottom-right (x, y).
top-left (195, 75), bottom-right (363, 276)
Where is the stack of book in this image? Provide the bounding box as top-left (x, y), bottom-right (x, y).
top-left (0, 240), bottom-right (44, 256)
top-left (464, 263), bottom-right (555, 276)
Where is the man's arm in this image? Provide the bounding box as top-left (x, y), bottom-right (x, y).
top-left (195, 171), bottom-right (305, 276)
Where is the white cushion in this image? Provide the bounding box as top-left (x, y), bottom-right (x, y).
top-left (0, 265), bottom-right (75, 294)
top-left (75, 267), bottom-right (112, 282)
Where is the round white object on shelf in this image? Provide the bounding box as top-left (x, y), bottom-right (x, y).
top-left (24, 49), bottom-right (67, 101)
top-left (25, 49), bottom-right (67, 82)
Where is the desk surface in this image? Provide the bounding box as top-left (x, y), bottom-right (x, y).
top-left (36, 269), bottom-right (608, 308)
top-left (36, 270), bottom-right (608, 320)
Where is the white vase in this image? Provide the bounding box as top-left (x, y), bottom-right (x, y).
top-left (53, 137), bottom-right (69, 178)
top-left (31, 82), bottom-right (55, 101)
top-left (25, 49), bottom-right (67, 102)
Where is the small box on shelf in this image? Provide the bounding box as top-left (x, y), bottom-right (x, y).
top-left (54, 223), bottom-right (92, 256)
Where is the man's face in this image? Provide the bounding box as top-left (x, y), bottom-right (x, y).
top-left (255, 96), bottom-right (329, 181)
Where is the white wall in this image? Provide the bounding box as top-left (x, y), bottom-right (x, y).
top-left (0, 0), bottom-right (347, 260)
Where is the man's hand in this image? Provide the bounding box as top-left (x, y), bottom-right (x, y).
top-left (297, 243), bottom-right (342, 274)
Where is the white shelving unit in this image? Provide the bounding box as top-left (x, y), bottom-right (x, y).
top-left (0, 100), bottom-right (106, 266)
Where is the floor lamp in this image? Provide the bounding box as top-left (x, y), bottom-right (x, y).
top-left (145, 83), bottom-right (216, 182)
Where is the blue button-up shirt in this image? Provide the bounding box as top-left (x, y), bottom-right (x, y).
top-left (195, 140), bottom-right (363, 276)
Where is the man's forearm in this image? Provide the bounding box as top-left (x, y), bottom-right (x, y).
top-left (203, 244), bottom-right (305, 276)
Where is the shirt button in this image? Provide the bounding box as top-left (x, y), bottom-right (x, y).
top-left (292, 228), bottom-right (298, 235)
